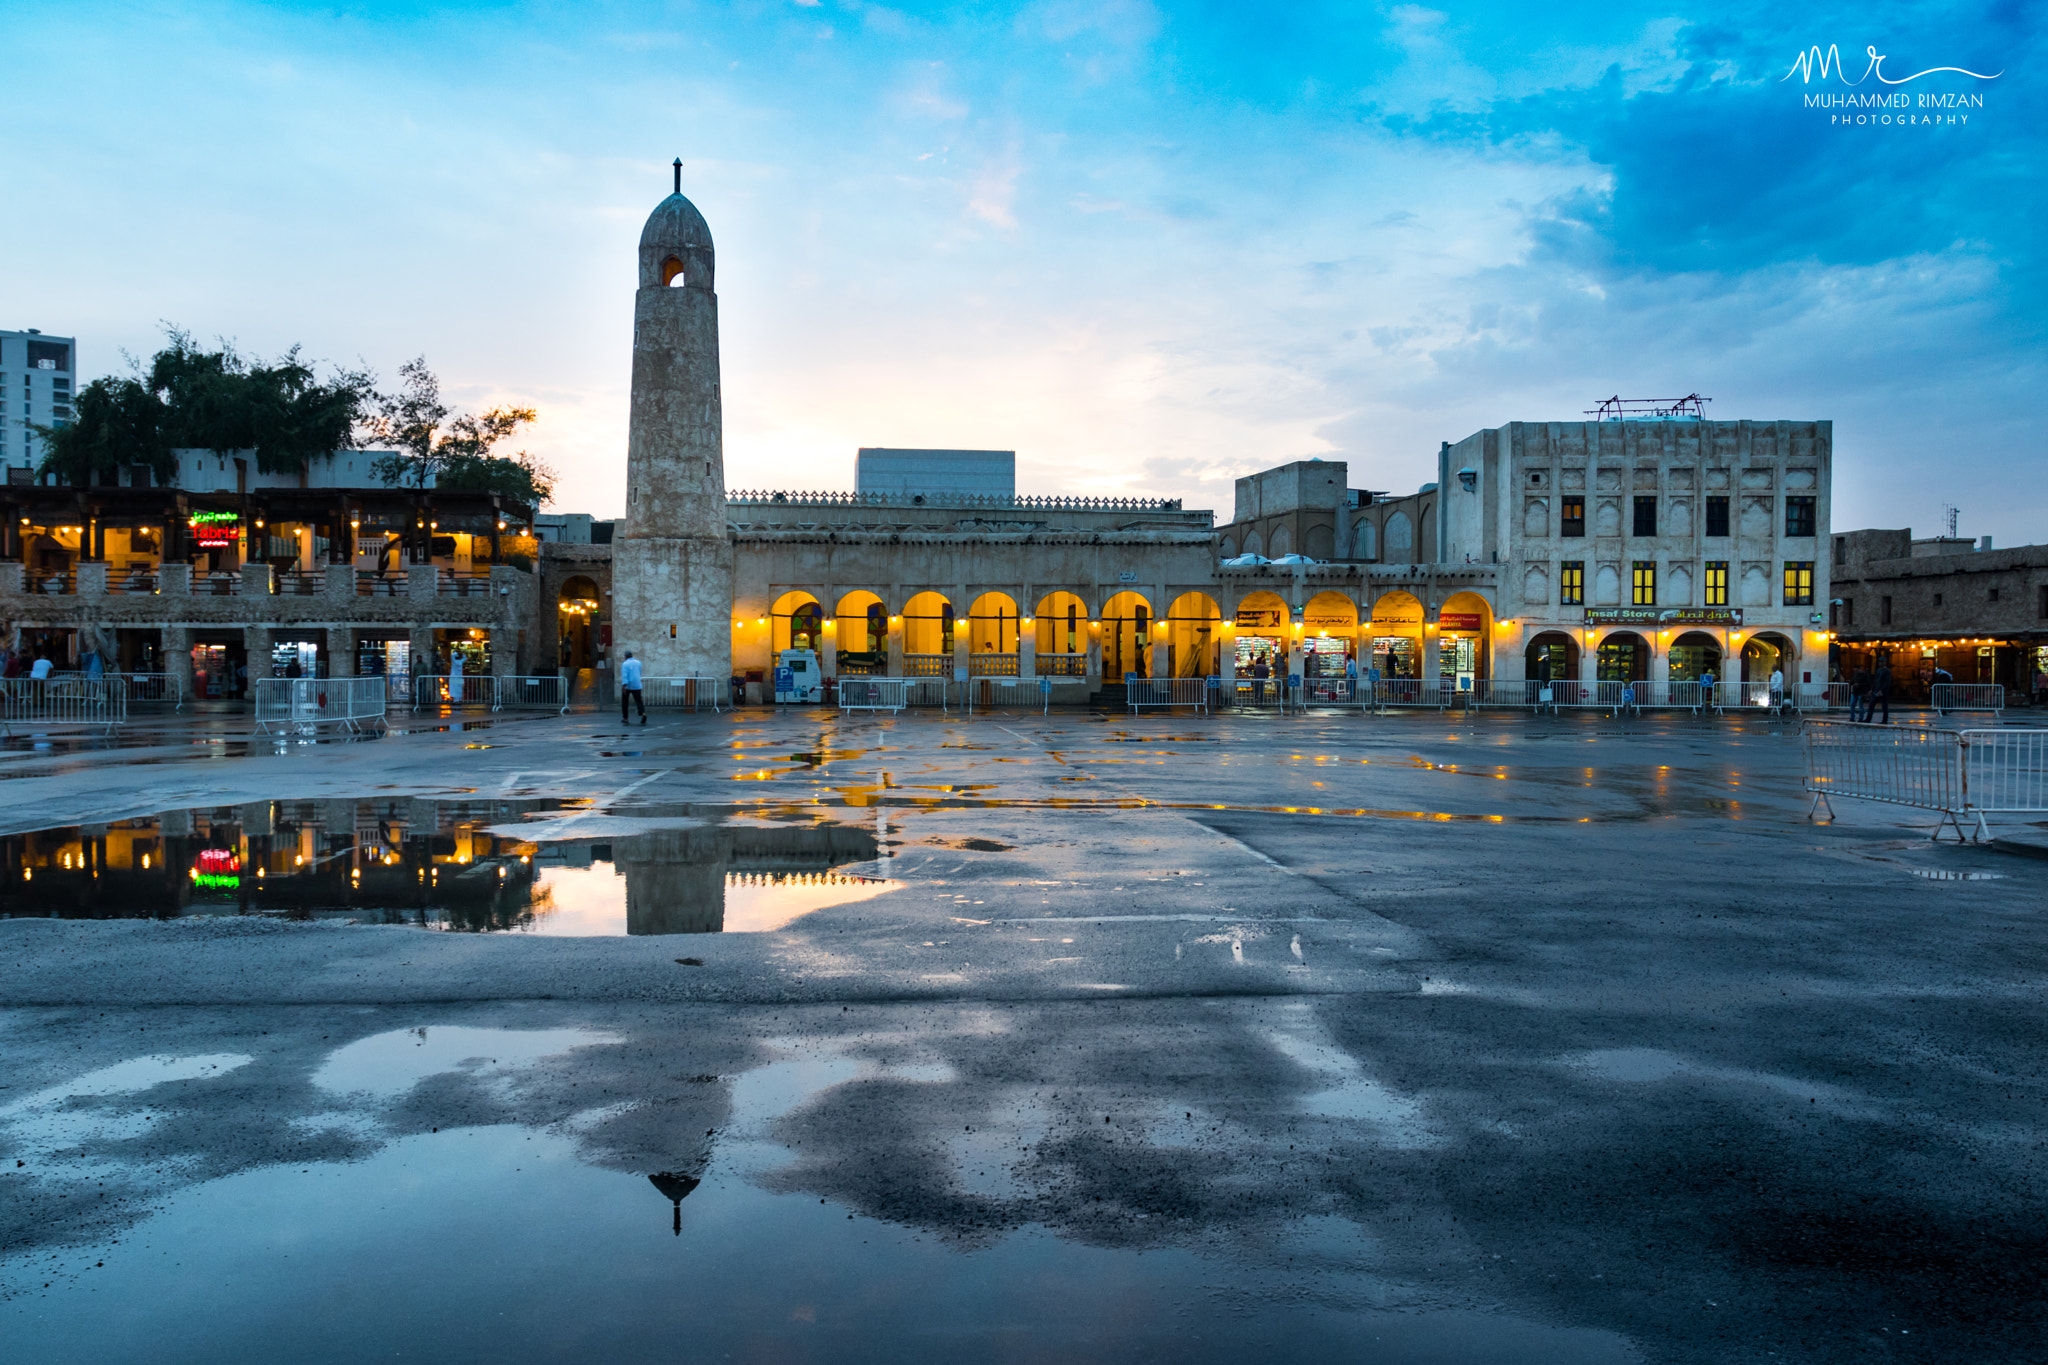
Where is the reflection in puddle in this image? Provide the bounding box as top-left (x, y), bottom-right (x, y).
top-left (0, 802), bottom-right (886, 936)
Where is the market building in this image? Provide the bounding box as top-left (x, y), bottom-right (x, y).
top-left (1829, 528), bottom-right (2048, 704)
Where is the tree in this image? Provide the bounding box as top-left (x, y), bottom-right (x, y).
top-left (34, 377), bottom-right (171, 484)
top-left (366, 357), bottom-right (547, 507)
top-left (36, 328), bottom-right (374, 484)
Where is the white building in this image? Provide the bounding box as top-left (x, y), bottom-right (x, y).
top-left (0, 329), bottom-right (75, 480)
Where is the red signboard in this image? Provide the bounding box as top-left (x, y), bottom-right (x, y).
top-left (1438, 613), bottom-right (1483, 632)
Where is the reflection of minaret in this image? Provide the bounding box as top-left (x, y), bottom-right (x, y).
top-left (647, 1171), bottom-right (702, 1236)
top-left (610, 159), bottom-right (735, 679)
top-left (618, 829), bottom-right (727, 934)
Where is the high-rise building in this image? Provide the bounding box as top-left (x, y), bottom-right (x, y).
top-left (0, 329), bottom-right (76, 481)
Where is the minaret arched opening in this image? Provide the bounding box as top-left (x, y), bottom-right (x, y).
top-left (661, 256), bottom-right (686, 287)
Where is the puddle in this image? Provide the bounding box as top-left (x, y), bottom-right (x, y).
top-left (0, 1027), bottom-right (1639, 1365)
top-left (0, 801), bottom-right (888, 936)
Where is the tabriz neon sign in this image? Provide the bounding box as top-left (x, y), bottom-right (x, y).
top-left (189, 511), bottom-right (241, 549)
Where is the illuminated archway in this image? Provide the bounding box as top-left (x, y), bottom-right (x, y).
top-left (1102, 591), bottom-right (1152, 679)
top-left (1365, 590), bottom-right (1424, 679)
top-left (1301, 590), bottom-right (1357, 679)
top-left (833, 590), bottom-right (886, 672)
top-left (1438, 590), bottom-right (1493, 682)
top-left (902, 591), bottom-right (953, 663)
top-left (771, 590), bottom-right (823, 653)
top-left (557, 574), bottom-right (602, 670)
top-left (1165, 592), bottom-right (1222, 678)
top-left (1232, 590), bottom-right (1289, 676)
top-left (1034, 592), bottom-right (1089, 675)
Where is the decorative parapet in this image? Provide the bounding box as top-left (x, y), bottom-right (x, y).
top-left (727, 489), bottom-right (1186, 512)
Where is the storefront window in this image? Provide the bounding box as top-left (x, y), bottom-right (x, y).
top-left (1369, 636), bottom-right (1417, 679)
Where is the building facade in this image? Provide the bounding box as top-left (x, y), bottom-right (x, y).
top-left (1830, 528), bottom-right (2048, 703)
top-left (2, 329), bottom-right (76, 478)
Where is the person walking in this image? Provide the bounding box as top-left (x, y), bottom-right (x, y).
top-left (1250, 655), bottom-right (1270, 705)
top-left (620, 649), bottom-right (646, 724)
top-left (1870, 658), bottom-right (1892, 725)
top-left (29, 652), bottom-right (52, 681)
top-left (1768, 665), bottom-right (1786, 714)
top-left (1849, 664), bottom-right (1871, 723)
top-left (1344, 652), bottom-right (1359, 702)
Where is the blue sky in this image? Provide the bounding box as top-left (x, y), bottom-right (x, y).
top-left (7, 1), bottom-right (2041, 540)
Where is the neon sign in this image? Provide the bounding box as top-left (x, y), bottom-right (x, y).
top-left (189, 511), bottom-right (242, 549)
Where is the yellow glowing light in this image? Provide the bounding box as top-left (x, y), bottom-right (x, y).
top-left (141, 854), bottom-right (150, 869)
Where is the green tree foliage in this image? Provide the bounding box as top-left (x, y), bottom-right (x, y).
top-left (367, 357), bottom-right (549, 508)
top-left (36, 330), bottom-right (373, 484)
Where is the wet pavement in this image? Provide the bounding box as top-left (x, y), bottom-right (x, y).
top-left (1, 706), bottom-right (2044, 1362)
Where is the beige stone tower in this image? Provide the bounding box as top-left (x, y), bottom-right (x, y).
top-left (611, 162), bottom-right (734, 680)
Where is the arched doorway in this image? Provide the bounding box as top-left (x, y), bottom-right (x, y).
top-left (1597, 631), bottom-right (1650, 682)
top-left (1366, 590), bottom-right (1424, 679)
top-left (1437, 591), bottom-right (1493, 688)
top-left (1034, 592), bottom-right (1088, 676)
top-left (1525, 630), bottom-right (1579, 685)
top-left (969, 592), bottom-right (1020, 674)
top-left (902, 592), bottom-right (953, 675)
top-left (558, 575), bottom-right (602, 670)
top-left (1668, 630), bottom-right (1722, 684)
top-left (1232, 590), bottom-right (1289, 678)
top-left (1102, 591), bottom-right (1152, 679)
top-left (833, 591), bottom-right (887, 674)
top-left (772, 590), bottom-right (824, 654)
top-left (1741, 631), bottom-right (1795, 684)
top-left (1165, 592), bottom-right (1222, 678)
top-left (1301, 590), bottom-right (1357, 680)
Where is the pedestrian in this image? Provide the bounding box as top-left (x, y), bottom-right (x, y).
top-left (1849, 664), bottom-right (1871, 723)
top-left (1345, 652), bottom-right (1359, 701)
top-left (1251, 654), bottom-right (1269, 705)
top-left (1870, 658), bottom-right (1892, 725)
top-left (1768, 665), bottom-right (1785, 713)
top-left (30, 652), bottom-right (53, 681)
top-left (449, 651), bottom-right (465, 704)
top-left (620, 649), bottom-right (646, 724)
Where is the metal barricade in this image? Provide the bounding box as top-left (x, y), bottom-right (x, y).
top-left (0, 678), bottom-right (128, 734)
top-left (1220, 678), bottom-right (1287, 711)
top-left (1127, 678), bottom-right (1209, 713)
top-left (1472, 679), bottom-right (1538, 709)
top-left (413, 674), bottom-right (496, 711)
top-left (1739, 681), bottom-right (1796, 714)
top-left (118, 672), bottom-right (185, 710)
top-left (499, 675), bottom-right (570, 713)
top-left (1296, 677), bottom-right (1369, 710)
top-left (255, 677), bottom-right (387, 734)
top-left (643, 677), bottom-right (724, 711)
top-left (965, 677), bottom-right (1051, 714)
top-left (1802, 682), bottom-right (1849, 712)
top-left (1963, 728), bottom-right (2048, 839)
top-left (1934, 683), bottom-right (2004, 716)
top-left (1803, 720), bottom-right (1968, 839)
top-left (1373, 679), bottom-right (1447, 712)
top-left (838, 677), bottom-right (911, 713)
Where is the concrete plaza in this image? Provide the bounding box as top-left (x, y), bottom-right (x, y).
top-left (1, 705), bottom-right (2042, 1363)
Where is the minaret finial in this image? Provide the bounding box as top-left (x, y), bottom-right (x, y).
top-left (672, 158), bottom-right (682, 195)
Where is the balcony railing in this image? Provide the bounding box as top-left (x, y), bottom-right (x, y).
top-left (438, 570), bottom-right (494, 597)
top-left (969, 652), bottom-right (1019, 676)
top-left (201, 572), bottom-right (241, 597)
top-left (902, 653), bottom-right (951, 678)
top-left (107, 568), bottom-right (158, 595)
top-left (357, 571), bottom-right (407, 597)
top-left (1035, 653), bottom-right (1087, 677)
top-left (274, 570), bottom-right (324, 596)
top-left (27, 572), bottom-right (76, 595)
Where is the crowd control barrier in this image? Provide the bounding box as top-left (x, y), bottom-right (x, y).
top-left (642, 677), bottom-right (724, 712)
top-left (0, 677), bottom-right (128, 734)
top-left (1803, 720), bottom-right (1970, 839)
top-left (1961, 728), bottom-right (2048, 838)
top-left (414, 674), bottom-right (495, 711)
top-left (838, 678), bottom-right (911, 714)
top-left (1296, 678), bottom-right (1369, 710)
top-left (1126, 678), bottom-right (1210, 714)
top-left (1933, 683), bottom-right (2004, 717)
top-left (1219, 678), bottom-right (1289, 711)
top-left (965, 677), bottom-right (1053, 714)
top-left (255, 677), bottom-right (387, 735)
top-left (1373, 679), bottom-right (1448, 713)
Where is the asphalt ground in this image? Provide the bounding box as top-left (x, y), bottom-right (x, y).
top-left (0, 704), bottom-right (2043, 1363)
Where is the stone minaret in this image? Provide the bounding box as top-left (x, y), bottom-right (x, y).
top-left (611, 161), bottom-right (734, 681)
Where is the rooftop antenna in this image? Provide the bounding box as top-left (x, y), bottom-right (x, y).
top-left (1585, 394), bottom-right (1712, 420)
top-left (672, 158), bottom-right (682, 195)
top-left (1942, 503), bottom-right (1959, 538)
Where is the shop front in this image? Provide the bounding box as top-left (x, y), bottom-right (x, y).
top-left (1301, 591), bottom-right (1356, 680)
top-left (1366, 590), bottom-right (1425, 680)
top-left (1232, 592), bottom-right (1289, 678)
top-left (190, 631), bottom-right (248, 700)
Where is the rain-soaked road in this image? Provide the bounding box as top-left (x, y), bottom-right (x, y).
top-left (1, 705), bottom-right (2042, 1363)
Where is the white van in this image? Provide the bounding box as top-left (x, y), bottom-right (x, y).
top-left (774, 649), bottom-right (823, 704)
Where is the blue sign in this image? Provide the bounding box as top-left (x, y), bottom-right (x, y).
top-left (774, 666), bottom-right (794, 693)
top-left (1287, 673), bottom-right (1302, 688)
top-left (1039, 676), bottom-right (1052, 693)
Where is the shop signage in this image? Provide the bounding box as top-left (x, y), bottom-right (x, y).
top-left (1368, 608), bottom-right (1423, 627)
top-left (1304, 615), bottom-right (1354, 630)
top-left (1584, 608), bottom-right (1744, 626)
top-left (189, 511), bottom-right (241, 549)
top-left (1235, 607), bottom-right (1286, 630)
top-left (1438, 612), bottom-right (1484, 631)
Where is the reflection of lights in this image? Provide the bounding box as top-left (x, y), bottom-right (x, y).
top-left (21, 869), bottom-right (29, 881)
top-left (141, 854), bottom-right (150, 869)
